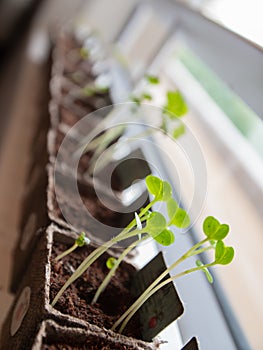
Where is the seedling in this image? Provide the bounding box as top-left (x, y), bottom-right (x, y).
top-left (79, 47), bottom-right (89, 59)
top-left (82, 84), bottom-right (109, 97)
top-left (145, 74), bottom-right (160, 85)
top-left (52, 176), bottom-right (234, 339)
top-left (130, 75), bottom-right (159, 106)
top-left (77, 75), bottom-right (188, 175)
top-left (51, 175), bottom-right (189, 306)
top-left (106, 257), bottom-right (118, 269)
top-left (111, 216), bottom-right (234, 333)
top-left (55, 232), bottom-right (90, 261)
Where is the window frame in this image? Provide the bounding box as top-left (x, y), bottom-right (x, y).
top-left (111, 1), bottom-right (261, 348)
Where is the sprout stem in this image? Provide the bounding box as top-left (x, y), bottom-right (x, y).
top-left (111, 237), bottom-right (209, 331)
top-left (92, 236), bottom-right (148, 304)
top-left (55, 243), bottom-right (78, 261)
top-left (52, 199), bottom-right (157, 306)
top-left (118, 262), bottom-right (215, 333)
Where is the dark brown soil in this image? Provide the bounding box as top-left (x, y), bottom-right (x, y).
top-left (50, 242), bottom-right (142, 339)
top-left (60, 79), bottom-right (112, 111)
top-left (56, 31), bottom-right (95, 80)
top-left (55, 32), bottom-right (112, 111)
top-left (59, 105), bottom-right (93, 127)
top-left (54, 128), bottom-right (93, 175)
top-left (51, 174), bottom-right (124, 230)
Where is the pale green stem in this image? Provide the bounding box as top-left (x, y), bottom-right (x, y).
top-left (125, 128), bottom-right (154, 141)
top-left (82, 132), bottom-right (108, 153)
top-left (87, 124), bottom-right (168, 175)
top-left (118, 262), bottom-right (215, 333)
top-left (86, 125), bottom-right (125, 175)
top-left (188, 245), bottom-right (215, 257)
top-left (52, 200), bottom-right (157, 306)
top-left (51, 241), bottom-right (115, 306)
top-left (55, 243), bottom-right (78, 261)
top-left (111, 237), bottom-right (209, 331)
top-left (92, 236), bottom-right (148, 304)
top-left (74, 123), bottom-right (124, 160)
top-left (116, 199), bottom-right (156, 241)
top-left (87, 143), bottom-right (116, 175)
top-left (77, 106), bottom-right (125, 149)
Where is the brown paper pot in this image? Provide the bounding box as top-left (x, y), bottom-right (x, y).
top-left (1, 225), bottom-right (159, 349)
top-left (47, 164), bottom-right (149, 245)
top-left (32, 320), bottom-right (159, 350)
top-left (50, 27), bottom-right (96, 84)
top-left (50, 28), bottom-right (113, 128)
top-left (47, 99), bottom-right (102, 173)
top-left (53, 74), bottom-right (112, 113)
top-left (9, 162), bottom-right (50, 293)
top-left (32, 321), bottom-right (199, 350)
top-left (11, 125), bottom-right (149, 293)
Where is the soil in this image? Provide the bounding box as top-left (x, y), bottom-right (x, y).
top-left (60, 79), bottom-right (112, 111)
top-left (51, 182), bottom-right (122, 228)
top-left (54, 128), bottom-right (93, 174)
top-left (54, 121), bottom-right (123, 191)
top-left (56, 31), bottom-right (95, 79)
top-left (50, 242), bottom-right (142, 340)
top-left (54, 31), bottom-right (113, 112)
top-left (58, 104), bottom-right (93, 128)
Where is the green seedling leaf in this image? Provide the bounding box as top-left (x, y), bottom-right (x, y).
top-left (215, 241), bottom-right (234, 265)
top-left (164, 91), bottom-right (188, 119)
top-left (145, 175), bottom-right (163, 200)
top-left (203, 216), bottom-right (220, 238)
top-left (162, 181), bottom-right (173, 201)
top-left (213, 224), bottom-right (230, 240)
top-left (79, 47), bottom-right (89, 59)
top-left (154, 228), bottom-right (175, 246)
top-left (203, 217), bottom-right (230, 240)
top-left (83, 85), bottom-right (109, 97)
top-left (142, 93), bottom-right (152, 101)
top-left (196, 260), bottom-right (213, 283)
top-left (146, 74), bottom-right (160, 84)
top-left (76, 232), bottom-right (90, 247)
top-left (171, 208), bottom-right (190, 228)
top-left (160, 117), bottom-right (168, 133)
top-left (106, 257), bottom-right (117, 269)
top-left (130, 96), bottom-right (141, 105)
top-left (167, 198), bottom-right (178, 221)
top-left (215, 240), bottom-right (225, 261)
top-left (146, 212), bottom-right (167, 237)
top-left (139, 208), bottom-right (152, 220)
top-left (130, 92), bottom-right (152, 105)
top-left (173, 124), bottom-right (185, 139)
top-left (83, 86), bottom-right (94, 96)
top-left (220, 246), bottom-right (234, 265)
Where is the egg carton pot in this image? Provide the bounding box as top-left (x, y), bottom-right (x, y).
top-left (9, 162), bottom-right (49, 293)
top-left (49, 27), bottom-right (113, 127)
top-left (1, 224), bottom-right (161, 350)
top-left (32, 320), bottom-right (159, 350)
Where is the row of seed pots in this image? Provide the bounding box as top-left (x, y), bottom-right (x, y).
top-left (1, 27), bottom-right (198, 349)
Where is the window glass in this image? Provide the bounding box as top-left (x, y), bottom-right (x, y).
top-left (178, 45), bottom-right (263, 158)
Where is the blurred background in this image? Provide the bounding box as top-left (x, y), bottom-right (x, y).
top-left (0, 1), bottom-right (262, 349)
